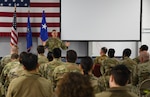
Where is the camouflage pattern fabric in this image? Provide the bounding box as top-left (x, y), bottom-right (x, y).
top-left (45, 38), bottom-right (68, 52)
top-left (0, 60), bottom-right (20, 96)
top-left (38, 54), bottom-right (48, 65)
top-left (133, 61), bottom-right (150, 86)
top-left (39, 58), bottom-right (65, 81)
top-left (94, 55), bottom-right (108, 65)
top-left (53, 62), bottom-right (80, 90)
top-left (0, 55), bottom-right (11, 75)
top-left (98, 75), bottom-right (110, 92)
top-left (133, 56), bottom-right (140, 64)
top-left (101, 58), bottom-right (120, 76)
top-left (120, 57), bottom-right (137, 84)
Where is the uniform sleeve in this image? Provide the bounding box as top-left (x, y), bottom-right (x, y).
top-left (60, 41), bottom-right (68, 50)
top-left (6, 79), bottom-right (14, 97)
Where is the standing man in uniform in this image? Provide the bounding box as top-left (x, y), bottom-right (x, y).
top-left (43, 29), bottom-right (70, 52)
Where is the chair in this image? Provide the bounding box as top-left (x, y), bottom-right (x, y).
top-left (92, 64), bottom-right (102, 78)
top-left (139, 79), bottom-right (150, 97)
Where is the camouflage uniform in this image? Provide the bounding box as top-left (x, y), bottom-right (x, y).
top-left (98, 75), bottom-right (110, 92)
top-left (39, 58), bottom-right (65, 82)
top-left (132, 61), bottom-right (150, 86)
top-left (0, 60), bottom-right (20, 96)
top-left (38, 54), bottom-right (48, 65)
top-left (120, 57), bottom-right (137, 84)
top-left (133, 56), bottom-right (140, 64)
top-left (89, 74), bottom-right (102, 94)
top-left (53, 62), bottom-right (80, 90)
top-left (45, 38), bottom-right (68, 52)
top-left (0, 55), bottom-right (11, 74)
top-left (101, 58), bottom-right (120, 76)
top-left (94, 55), bottom-right (108, 65)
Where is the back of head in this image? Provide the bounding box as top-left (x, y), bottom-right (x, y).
top-left (21, 52), bottom-right (38, 71)
top-left (37, 45), bottom-right (45, 54)
top-left (11, 53), bottom-right (19, 60)
top-left (56, 72), bottom-right (94, 97)
top-left (140, 45), bottom-right (148, 51)
top-left (123, 48), bottom-right (131, 57)
top-left (47, 51), bottom-right (53, 61)
top-left (80, 56), bottom-right (93, 75)
top-left (139, 51), bottom-right (150, 62)
top-left (52, 48), bottom-right (61, 58)
top-left (101, 47), bottom-right (107, 54)
top-left (110, 65), bottom-right (130, 86)
top-left (66, 50), bottom-right (77, 63)
top-left (108, 48), bottom-right (115, 58)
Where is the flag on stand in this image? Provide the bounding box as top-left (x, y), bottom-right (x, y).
top-left (0, 0), bottom-right (60, 37)
top-left (10, 5), bottom-right (18, 46)
top-left (26, 12), bottom-right (32, 52)
top-left (40, 10), bottom-right (48, 42)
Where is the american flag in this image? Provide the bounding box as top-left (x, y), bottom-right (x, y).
top-left (0, 0), bottom-right (60, 37)
top-left (10, 5), bottom-right (18, 46)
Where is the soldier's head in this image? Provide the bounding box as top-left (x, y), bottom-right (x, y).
top-left (108, 48), bottom-right (115, 58)
top-left (122, 48), bottom-right (131, 58)
top-left (100, 47), bottom-right (107, 56)
top-left (139, 51), bottom-right (150, 63)
top-left (11, 53), bottom-right (19, 61)
top-left (56, 72), bottom-right (94, 97)
top-left (21, 52), bottom-right (38, 71)
top-left (37, 45), bottom-right (45, 54)
top-left (139, 45), bottom-right (148, 52)
top-left (109, 65), bottom-right (130, 87)
top-left (51, 29), bottom-right (58, 38)
top-left (47, 51), bottom-right (53, 61)
top-left (52, 48), bottom-right (61, 58)
top-left (80, 56), bottom-right (93, 75)
top-left (66, 50), bottom-right (77, 63)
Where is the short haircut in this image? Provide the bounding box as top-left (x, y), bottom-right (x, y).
top-left (108, 48), bottom-right (115, 58)
top-left (140, 45), bottom-right (148, 51)
top-left (47, 51), bottom-right (53, 61)
top-left (123, 48), bottom-right (131, 57)
top-left (19, 52), bottom-right (27, 64)
top-left (101, 47), bottom-right (107, 54)
top-left (52, 48), bottom-right (61, 58)
top-left (66, 50), bottom-right (77, 63)
top-left (37, 45), bottom-right (45, 54)
top-left (11, 53), bottom-right (19, 59)
top-left (21, 53), bottom-right (38, 71)
top-left (56, 72), bottom-right (94, 97)
top-left (52, 29), bottom-right (56, 32)
top-left (111, 65), bottom-right (130, 86)
top-left (80, 56), bottom-right (93, 75)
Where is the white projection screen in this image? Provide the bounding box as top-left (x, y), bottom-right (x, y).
top-left (61, 0), bottom-right (142, 41)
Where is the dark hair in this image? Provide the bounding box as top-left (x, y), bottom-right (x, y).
top-left (47, 51), bottom-right (53, 61)
top-left (52, 48), bottom-right (61, 58)
top-left (80, 56), bottom-right (93, 75)
top-left (52, 29), bottom-right (56, 32)
top-left (111, 65), bottom-right (130, 86)
top-left (56, 72), bottom-right (94, 97)
top-left (101, 47), bottom-right (107, 54)
top-left (37, 45), bottom-right (45, 54)
top-left (108, 48), bottom-right (115, 58)
top-left (123, 48), bottom-right (131, 57)
top-left (66, 50), bottom-right (77, 63)
top-left (19, 52), bottom-right (27, 64)
top-left (140, 45), bottom-right (148, 51)
top-left (21, 53), bottom-right (38, 71)
top-left (11, 53), bottom-right (19, 59)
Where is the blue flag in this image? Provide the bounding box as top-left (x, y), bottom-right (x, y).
top-left (40, 10), bottom-right (48, 41)
top-left (26, 13), bottom-right (32, 52)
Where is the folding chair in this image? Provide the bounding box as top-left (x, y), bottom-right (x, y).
top-left (139, 79), bottom-right (150, 97)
